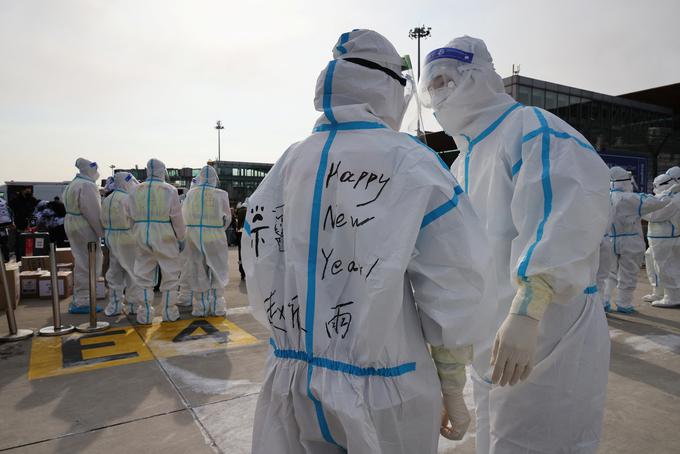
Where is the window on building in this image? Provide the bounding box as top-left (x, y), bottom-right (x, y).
top-left (518, 85), bottom-right (531, 105)
top-left (531, 88), bottom-right (545, 108)
top-left (545, 91), bottom-right (558, 111)
top-left (569, 96), bottom-right (581, 120)
top-left (232, 168), bottom-right (240, 176)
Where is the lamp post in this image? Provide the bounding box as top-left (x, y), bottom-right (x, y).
top-left (215, 120), bottom-right (224, 162)
top-left (109, 164), bottom-right (115, 176)
top-left (408, 25), bottom-right (431, 81)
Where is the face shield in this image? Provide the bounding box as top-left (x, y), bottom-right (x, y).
top-left (399, 55), bottom-right (424, 135)
top-left (418, 47), bottom-right (473, 109)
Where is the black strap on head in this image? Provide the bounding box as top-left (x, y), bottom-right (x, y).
top-left (342, 57), bottom-right (406, 86)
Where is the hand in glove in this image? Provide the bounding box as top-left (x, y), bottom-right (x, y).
top-left (490, 275), bottom-right (553, 386)
top-left (490, 314), bottom-right (539, 386)
top-left (440, 391), bottom-right (471, 440)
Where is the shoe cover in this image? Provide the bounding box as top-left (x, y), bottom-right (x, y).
top-left (603, 302), bottom-right (611, 313)
top-left (126, 302), bottom-right (137, 315)
top-left (69, 302), bottom-right (102, 314)
top-left (652, 288), bottom-right (680, 307)
top-left (104, 300), bottom-right (123, 316)
top-left (136, 302), bottom-right (155, 324)
top-left (616, 306), bottom-right (637, 314)
top-left (161, 302), bottom-right (180, 322)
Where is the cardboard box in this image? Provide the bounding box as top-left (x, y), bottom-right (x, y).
top-left (0, 263), bottom-right (21, 312)
top-left (56, 248), bottom-right (74, 264)
top-left (38, 271), bottom-right (73, 299)
top-left (20, 255), bottom-right (50, 272)
top-left (20, 271), bottom-right (44, 297)
top-left (56, 263), bottom-right (73, 272)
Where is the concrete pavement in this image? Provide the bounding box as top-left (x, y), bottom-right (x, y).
top-left (1, 248), bottom-right (679, 453)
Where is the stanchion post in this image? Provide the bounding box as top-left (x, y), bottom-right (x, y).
top-left (76, 241), bottom-right (109, 333)
top-left (0, 248), bottom-right (34, 342)
top-left (38, 243), bottom-right (74, 336)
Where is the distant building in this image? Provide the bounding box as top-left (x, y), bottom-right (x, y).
top-left (115, 160), bottom-right (273, 204)
top-left (208, 160), bottom-right (273, 204)
top-left (421, 77), bottom-right (680, 191)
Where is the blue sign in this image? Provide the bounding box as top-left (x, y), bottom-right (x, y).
top-left (600, 153), bottom-right (649, 193)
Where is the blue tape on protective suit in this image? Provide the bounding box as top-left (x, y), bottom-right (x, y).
top-left (517, 107), bottom-right (553, 280)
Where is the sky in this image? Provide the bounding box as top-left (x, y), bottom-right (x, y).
top-left (1, 0), bottom-right (679, 183)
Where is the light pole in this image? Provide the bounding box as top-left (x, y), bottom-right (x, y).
top-left (215, 120), bottom-right (224, 162)
top-left (408, 25), bottom-right (431, 81)
top-left (109, 164), bottom-right (115, 176)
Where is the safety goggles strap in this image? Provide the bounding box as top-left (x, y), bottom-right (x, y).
top-left (342, 57), bottom-right (406, 86)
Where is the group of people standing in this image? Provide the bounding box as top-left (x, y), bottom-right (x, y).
top-left (239, 29), bottom-right (647, 454)
top-left (602, 165), bottom-right (680, 313)
top-left (62, 157), bottom-right (235, 323)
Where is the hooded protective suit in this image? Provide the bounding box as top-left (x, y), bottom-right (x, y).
top-left (643, 174), bottom-right (674, 302)
top-left (126, 158), bottom-right (186, 323)
top-left (606, 167), bottom-right (669, 312)
top-left (63, 158), bottom-right (104, 312)
top-left (421, 35), bottom-right (612, 454)
top-left (101, 172), bottom-right (140, 316)
top-left (242, 29), bottom-right (493, 454)
top-left (643, 173), bottom-right (680, 307)
top-left (597, 201), bottom-right (615, 311)
top-left (181, 165), bottom-right (231, 316)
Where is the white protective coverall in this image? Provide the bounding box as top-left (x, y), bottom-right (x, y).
top-left (63, 158), bottom-right (104, 313)
top-left (420, 35), bottom-right (612, 453)
top-left (177, 178), bottom-right (196, 308)
top-left (606, 167), bottom-right (669, 313)
top-left (126, 158), bottom-right (186, 323)
top-left (643, 173), bottom-right (680, 307)
top-left (101, 172), bottom-right (140, 316)
top-left (642, 175), bottom-right (673, 302)
top-left (242, 29), bottom-right (494, 454)
top-left (181, 165), bottom-right (231, 317)
top-left (596, 202), bottom-right (615, 311)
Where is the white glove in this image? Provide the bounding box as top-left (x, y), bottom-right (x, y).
top-left (441, 391), bottom-right (471, 440)
top-left (490, 313), bottom-right (539, 386)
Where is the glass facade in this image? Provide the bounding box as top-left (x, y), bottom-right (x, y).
top-left (116, 162), bottom-right (272, 203)
top-left (504, 75), bottom-right (676, 189)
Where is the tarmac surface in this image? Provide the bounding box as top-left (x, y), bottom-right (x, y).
top-left (1, 247), bottom-right (680, 453)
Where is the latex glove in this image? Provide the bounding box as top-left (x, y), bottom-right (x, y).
top-left (441, 391), bottom-right (470, 440)
top-left (490, 314), bottom-right (539, 386)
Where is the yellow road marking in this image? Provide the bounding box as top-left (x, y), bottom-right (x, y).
top-left (28, 317), bottom-right (261, 380)
top-left (135, 317), bottom-right (260, 358)
top-left (29, 328), bottom-right (153, 380)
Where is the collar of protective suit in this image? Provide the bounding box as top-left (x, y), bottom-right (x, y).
top-left (434, 67), bottom-right (518, 140)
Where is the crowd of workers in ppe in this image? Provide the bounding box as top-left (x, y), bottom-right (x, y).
top-left (52, 27), bottom-right (680, 454)
top-left (600, 166), bottom-right (680, 314)
top-left (61, 157), bottom-right (245, 323)
top-left (240, 29), bottom-right (680, 454)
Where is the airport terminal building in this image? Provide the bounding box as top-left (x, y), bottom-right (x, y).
top-left (425, 76), bottom-right (680, 191)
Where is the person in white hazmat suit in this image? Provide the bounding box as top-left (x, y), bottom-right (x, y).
top-left (641, 173), bottom-right (677, 302)
top-left (181, 165), bottom-right (231, 317)
top-left (606, 167), bottom-right (669, 313)
top-left (419, 35), bottom-right (615, 453)
top-left (242, 29), bottom-right (494, 454)
top-left (101, 172), bottom-right (141, 316)
top-left (63, 158), bottom-right (104, 313)
top-left (643, 172), bottom-right (680, 307)
top-left (126, 158), bottom-right (186, 324)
